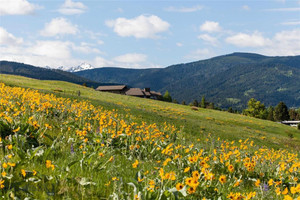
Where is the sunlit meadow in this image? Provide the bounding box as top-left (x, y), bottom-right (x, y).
top-left (0, 82), bottom-right (299, 199)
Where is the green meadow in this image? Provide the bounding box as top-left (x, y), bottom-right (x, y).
top-left (1, 74), bottom-right (299, 152)
top-left (1, 74), bottom-right (300, 199)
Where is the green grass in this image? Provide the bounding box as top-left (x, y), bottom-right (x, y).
top-left (1, 74), bottom-right (300, 199)
top-left (1, 73), bottom-right (299, 152)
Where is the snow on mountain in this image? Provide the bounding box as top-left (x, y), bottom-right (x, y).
top-left (48, 63), bottom-right (94, 72)
top-left (67, 63), bottom-right (95, 72)
top-left (57, 66), bottom-right (65, 70)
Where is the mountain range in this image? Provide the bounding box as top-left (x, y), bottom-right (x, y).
top-left (0, 61), bottom-right (101, 88)
top-left (1, 52), bottom-right (299, 109)
top-left (74, 52), bottom-right (300, 109)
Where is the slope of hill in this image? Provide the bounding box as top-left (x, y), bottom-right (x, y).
top-left (1, 74), bottom-right (299, 199)
top-left (0, 61), bottom-right (101, 88)
top-left (1, 73), bottom-right (299, 152)
top-left (75, 52), bottom-right (300, 109)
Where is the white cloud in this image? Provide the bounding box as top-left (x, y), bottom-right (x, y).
top-left (71, 42), bottom-right (102, 54)
top-left (261, 29), bottom-right (300, 55)
top-left (198, 34), bottom-right (218, 46)
top-left (225, 31), bottom-right (271, 47)
top-left (85, 30), bottom-right (105, 45)
top-left (225, 29), bottom-right (300, 56)
top-left (0, 38), bottom-right (107, 68)
top-left (40, 18), bottom-right (78, 37)
top-left (165, 5), bottom-right (203, 13)
top-left (0, 53), bottom-right (82, 69)
top-left (265, 7), bottom-right (300, 11)
top-left (0, 40), bottom-right (84, 68)
top-left (185, 48), bottom-right (215, 60)
top-left (58, 0), bottom-right (87, 15)
top-left (0, 0), bottom-right (41, 15)
top-left (200, 21), bottom-right (221, 32)
top-left (106, 15), bottom-right (170, 39)
top-left (93, 56), bottom-right (114, 67)
top-left (28, 40), bottom-right (72, 59)
top-left (0, 27), bottom-right (23, 45)
top-left (114, 53), bottom-right (147, 63)
top-left (93, 53), bottom-right (159, 69)
top-left (281, 20), bottom-right (300, 25)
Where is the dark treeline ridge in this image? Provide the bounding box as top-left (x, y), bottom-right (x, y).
top-left (75, 52), bottom-right (300, 109)
top-left (0, 61), bottom-right (103, 88)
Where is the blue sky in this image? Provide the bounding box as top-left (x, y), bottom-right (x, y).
top-left (0, 0), bottom-right (300, 69)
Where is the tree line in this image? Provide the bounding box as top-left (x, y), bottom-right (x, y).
top-left (163, 91), bottom-right (300, 125)
top-left (163, 91), bottom-right (217, 109)
top-left (242, 98), bottom-right (300, 121)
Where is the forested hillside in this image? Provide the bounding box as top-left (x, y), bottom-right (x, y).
top-left (75, 53), bottom-right (300, 109)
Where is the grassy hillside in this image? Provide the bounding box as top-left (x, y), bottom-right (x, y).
top-left (0, 74), bottom-right (299, 199)
top-left (1, 74), bottom-right (299, 151)
top-left (75, 52), bottom-right (300, 109)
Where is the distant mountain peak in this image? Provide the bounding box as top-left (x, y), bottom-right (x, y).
top-left (67, 63), bottom-right (95, 72)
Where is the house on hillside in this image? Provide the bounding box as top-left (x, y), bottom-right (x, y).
top-left (125, 88), bottom-right (162, 99)
top-left (143, 88), bottom-right (151, 98)
top-left (125, 88), bottom-right (145, 97)
top-left (95, 85), bottom-right (162, 100)
top-left (149, 91), bottom-right (162, 100)
top-left (95, 85), bottom-right (128, 94)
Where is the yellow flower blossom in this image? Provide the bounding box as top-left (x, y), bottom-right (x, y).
top-left (21, 169), bottom-right (26, 177)
top-left (219, 175), bottom-right (226, 184)
top-left (176, 183), bottom-right (184, 191)
top-left (132, 160), bottom-right (139, 168)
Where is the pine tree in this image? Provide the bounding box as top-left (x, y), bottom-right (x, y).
top-left (201, 96), bottom-right (206, 108)
top-left (193, 100), bottom-right (199, 107)
top-left (243, 98), bottom-right (266, 119)
top-left (163, 90), bottom-right (172, 102)
top-left (274, 101), bottom-right (289, 121)
top-left (289, 109), bottom-right (299, 120)
top-left (267, 106), bottom-right (274, 121)
top-left (181, 101), bottom-right (186, 105)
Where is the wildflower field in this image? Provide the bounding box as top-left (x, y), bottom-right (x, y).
top-left (0, 75), bottom-right (300, 199)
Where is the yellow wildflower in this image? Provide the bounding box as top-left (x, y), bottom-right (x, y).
top-left (219, 175), bottom-right (226, 184)
top-left (184, 167), bottom-right (190, 173)
top-left (176, 183), bottom-right (184, 191)
top-left (2, 163), bottom-right (7, 169)
top-left (283, 195), bottom-right (293, 200)
top-left (1, 172), bottom-right (6, 177)
top-left (282, 187), bottom-right (288, 195)
top-left (108, 156), bottom-right (114, 162)
top-left (0, 179), bottom-right (4, 189)
top-left (254, 179), bottom-right (260, 187)
top-left (132, 160), bottom-right (139, 168)
top-left (21, 169), bottom-right (26, 177)
top-left (268, 179), bottom-right (274, 186)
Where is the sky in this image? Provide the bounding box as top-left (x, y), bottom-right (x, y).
top-left (0, 0), bottom-right (300, 69)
